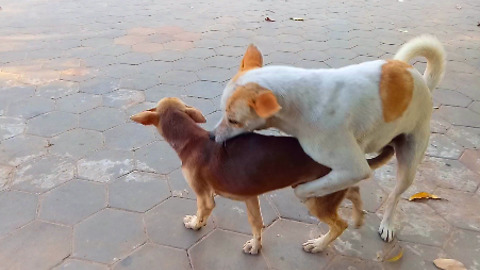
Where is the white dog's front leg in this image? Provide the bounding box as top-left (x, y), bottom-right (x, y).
top-left (295, 135), bottom-right (371, 199)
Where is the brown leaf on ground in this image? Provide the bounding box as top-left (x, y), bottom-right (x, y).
top-left (408, 192), bottom-right (442, 201)
top-left (433, 258), bottom-right (466, 270)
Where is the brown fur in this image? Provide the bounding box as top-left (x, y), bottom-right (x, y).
top-left (131, 98), bottom-right (394, 254)
top-left (379, 60), bottom-right (414, 122)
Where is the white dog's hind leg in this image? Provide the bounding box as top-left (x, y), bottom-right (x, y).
top-left (294, 134), bottom-right (371, 199)
top-left (379, 127), bottom-right (429, 242)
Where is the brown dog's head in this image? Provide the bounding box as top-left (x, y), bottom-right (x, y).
top-left (130, 97), bottom-right (206, 135)
top-left (211, 44), bottom-right (282, 143)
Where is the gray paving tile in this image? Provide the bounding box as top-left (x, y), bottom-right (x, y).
top-left (12, 156), bottom-right (75, 193)
top-left (426, 133), bottom-right (464, 159)
top-left (50, 129), bottom-right (104, 159)
top-left (27, 111), bottom-right (78, 137)
top-left (113, 244), bottom-right (191, 270)
top-left (262, 219), bottom-right (334, 270)
top-left (135, 141), bottom-right (180, 174)
top-left (80, 78), bottom-right (120, 94)
top-left (57, 93), bottom-right (102, 113)
top-left (109, 171), bottom-right (170, 212)
top-left (6, 96), bottom-right (55, 119)
top-left (459, 149), bottom-right (480, 175)
top-left (0, 134), bottom-right (48, 166)
top-left (0, 190), bottom-right (37, 239)
top-left (428, 188), bottom-right (480, 232)
top-left (184, 80), bottom-right (223, 99)
top-left (0, 165), bottom-right (14, 191)
top-left (39, 179), bottom-right (106, 225)
top-left (182, 96), bottom-right (216, 115)
top-left (103, 89), bottom-right (145, 110)
top-left (119, 74), bottom-right (162, 91)
top-left (36, 80), bottom-right (80, 99)
top-left (73, 208), bottom-right (146, 264)
top-left (145, 197), bottom-right (214, 249)
top-left (437, 106), bottom-right (480, 127)
top-left (79, 106), bottom-right (126, 131)
top-left (0, 221), bottom-right (72, 270)
top-left (197, 67), bottom-right (232, 82)
top-left (53, 259), bottom-right (109, 270)
top-left (266, 188), bottom-right (319, 224)
top-left (444, 229), bottom-right (480, 270)
top-left (470, 101), bottom-right (480, 114)
top-left (327, 256), bottom-right (382, 270)
top-left (446, 126), bottom-right (480, 149)
top-left (382, 242), bottom-right (446, 270)
top-left (430, 111), bottom-right (451, 134)
top-left (105, 123), bottom-right (156, 150)
top-left (168, 169), bottom-right (196, 200)
top-left (0, 86), bottom-right (35, 105)
top-left (77, 149), bottom-right (134, 183)
top-left (0, 116), bottom-right (25, 140)
top-left (189, 229), bottom-right (269, 270)
top-left (161, 70), bottom-right (199, 86)
top-left (433, 89), bottom-right (473, 108)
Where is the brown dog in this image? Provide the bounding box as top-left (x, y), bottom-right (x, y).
top-left (131, 97), bottom-right (394, 254)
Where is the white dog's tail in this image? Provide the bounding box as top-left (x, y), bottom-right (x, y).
top-left (394, 35), bottom-right (446, 91)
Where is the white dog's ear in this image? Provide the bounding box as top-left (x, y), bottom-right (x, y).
top-left (250, 90), bottom-right (281, 118)
top-left (240, 44), bottom-right (263, 71)
top-left (130, 111), bottom-right (159, 126)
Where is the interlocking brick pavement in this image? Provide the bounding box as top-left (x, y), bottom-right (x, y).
top-left (1, 0), bottom-right (479, 269)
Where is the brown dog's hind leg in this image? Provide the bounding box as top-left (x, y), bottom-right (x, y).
top-left (302, 191), bottom-right (348, 253)
top-left (243, 196), bottom-right (264, 255)
top-left (184, 192), bottom-right (215, 230)
top-left (345, 186), bottom-right (365, 228)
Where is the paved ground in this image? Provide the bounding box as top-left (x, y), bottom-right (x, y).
top-left (1, 0), bottom-right (480, 269)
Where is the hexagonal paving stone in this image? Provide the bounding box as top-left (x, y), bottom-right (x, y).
top-left (0, 191), bottom-right (37, 238)
top-left (459, 149), bottom-right (480, 175)
top-left (447, 126), bottom-right (480, 149)
top-left (342, 179), bottom-right (386, 213)
top-left (39, 179), bottom-right (106, 225)
top-left (196, 67), bottom-right (232, 83)
top-left (212, 196), bottom-right (278, 235)
top-left (382, 242), bottom-right (446, 270)
top-left (184, 80), bottom-right (223, 99)
top-left (418, 157), bottom-right (480, 193)
top-left (0, 221), bottom-right (72, 270)
top-left (119, 74), bottom-right (161, 91)
top-left (444, 229), bottom-right (480, 270)
top-left (0, 134), bottom-right (48, 166)
top-left (332, 212), bottom-right (395, 261)
top-left (161, 70), bottom-right (199, 87)
top-left (27, 111), bottom-right (78, 137)
top-left (113, 244), bottom-right (191, 270)
top-left (7, 96), bottom-right (55, 119)
top-left (73, 208), bottom-right (146, 264)
top-left (135, 141), bottom-right (180, 174)
top-left (470, 101), bottom-right (480, 114)
top-left (261, 219), bottom-right (334, 270)
top-left (145, 197), bottom-right (214, 249)
top-left (57, 93), bottom-right (102, 113)
top-left (80, 77), bottom-right (120, 94)
top-left (428, 188), bottom-right (480, 232)
top-left (36, 80), bottom-right (80, 99)
top-left (50, 129), bottom-right (104, 159)
top-left (79, 107), bottom-right (126, 131)
top-left (12, 156), bottom-right (75, 193)
top-left (109, 171), bottom-right (170, 212)
top-left (77, 149), bottom-right (134, 183)
top-left (433, 89), bottom-right (473, 108)
top-left (0, 117), bottom-right (25, 140)
top-left (105, 123), bottom-right (156, 150)
top-left (430, 112), bottom-right (451, 134)
top-left (200, 110), bottom-right (222, 131)
top-left (0, 165), bottom-right (13, 190)
top-left (0, 86), bottom-right (35, 108)
top-left (168, 169), bottom-right (196, 199)
top-left (437, 106), bottom-right (480, 127)
top-left (144, 85), bottom-right (185, 103)
top-left (103, 89), bottom-right (145, 110)
top-left (53, 259), bottom-right (109, 270)
top-left (426, 133), bottom-right (464, 159)
top-left (189, 229), bottom-right (268, 270)
top-left (377, 199), bottom-right (451, 247)
top-left (266, 188), bottom-right (319, 224)
top-left (182, 96), bottom-right (216, 115)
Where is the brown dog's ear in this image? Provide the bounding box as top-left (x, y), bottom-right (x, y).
top-left (185, 108), bottom-right (206, 123)
top-left (240, 44), bottom-right (263, 71)
top-left (250, 90), bottom-right (281, 118)
top-left (130, 111), bottom-right (159, 126)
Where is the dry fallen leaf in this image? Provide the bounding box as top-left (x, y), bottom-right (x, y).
top-left (386, 248), bottom-right (404, 262)
top-left (433, 258), bottom-right (466, 270)
top-left (408, 192), bottom-right (442, 201)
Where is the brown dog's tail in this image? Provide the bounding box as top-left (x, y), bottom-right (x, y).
top-left (367, 145), bottom-right (394, 170)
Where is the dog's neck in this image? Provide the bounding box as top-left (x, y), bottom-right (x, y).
top-left (158, 109), bottom-right (208, 159)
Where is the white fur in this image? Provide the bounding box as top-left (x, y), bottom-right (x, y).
top-left (214, 36), bottom-right (446, 242)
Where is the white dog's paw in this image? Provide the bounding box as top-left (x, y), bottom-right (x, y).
top-left (243, 239), bottom-right (261, 255)
top-left (183, 215), bottom-right (203, 230)
top-left (302, 238), bottom-right (325, 253)
top-left (378, 222), bottom-right (395, 242)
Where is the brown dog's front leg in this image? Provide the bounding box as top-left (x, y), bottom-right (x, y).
top-left (184, 193), bottom-right (215, 230)
top-left (243, 196), bottom-right (264, 255)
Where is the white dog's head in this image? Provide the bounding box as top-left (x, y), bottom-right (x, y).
top-left (210, 45), bottom-right (281, 143)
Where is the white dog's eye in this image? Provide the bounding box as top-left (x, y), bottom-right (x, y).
top-left (228, 118), bottom-right (239, 125)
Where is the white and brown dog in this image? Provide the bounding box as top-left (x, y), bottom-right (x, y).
top-left (210, 35), bottom-right (446, 242)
